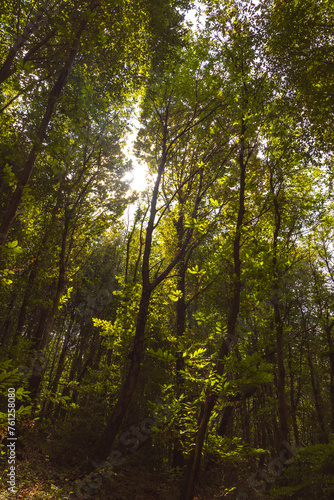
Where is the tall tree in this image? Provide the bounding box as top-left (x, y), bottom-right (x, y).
top-left (95, 54), bottom-right (225, 459)
top-left (0, 0), bottom-right (190, 246)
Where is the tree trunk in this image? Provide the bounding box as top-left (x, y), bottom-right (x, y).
top-left (43, 315), bottom-right (75, 416)
top-left (325, 321), bottom-right (334, 433)
top-left (270, 170), bottom-right (289, 448)
top-left (95, 91), bottom-right (217, 464)
top-left (180, 120), bottom-right (247, 500)
top-left (173, 213), bottom-right (187, 468)
top-left (0, 294), bottom-right (17, 345)
top-left (95, 288), bottom-right (152, 460)
top-left (95, 135), bottom-right (168, 461)
top-left (28, 217), bottom-right (69, 398)
top-left (53, 324), bottom-right (90, 420)
top-left (307, 340), bottom-right (328, 443)
top-left (288, 345), bottom-right (300, 445)
top-left (0, 13), bottom-right (90, 245)
top-left (0, 0), bottom-right (56, 86)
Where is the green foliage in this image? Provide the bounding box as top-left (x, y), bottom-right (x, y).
top-left (0, 2), bottom-right (334, 498)
top-left (204, 434), bottom-right (266, 464)
top-left (0, 360), bottom-right (33, 457)
top-left (147, 347), bottom-right (176, 363)
top-left (224, 353), bottom-right (274, 389)
top-left (262, 0), bottom-right (334, 147)
top-left (270, 441), bottom-right (334, 499)
top-left (0, 359), bottom-right (28, 395)
top-left (148, 385), bottom-right (201, 455)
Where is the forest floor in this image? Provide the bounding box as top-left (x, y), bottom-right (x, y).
top-left (0, 430), bottom-right (266, 500)
top-left (3, 427), bottom-right (334, 500)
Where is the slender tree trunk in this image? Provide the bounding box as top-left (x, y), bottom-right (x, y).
top-left (180, 120), bottom-right (247, 500)
top-left (95, 135), bottom-right (168, 460)
top-left (307, 340), bottom-right (328, 443)
top-left (173, 212), bottom-right (187, 468)
top-left (288, 345), bottom-right (300, 445)
top-left (270, 171), bottom-right (289, 448)
top-left (241, 398), bottom-right (250, 443)
top-left (325, 321), bottom-right (334, 433)
top-left (329, 348), bottom-right (334, 433)
top-left (275, 315), bottom-right (288, 445)
top-left (0, 0), bottom-right (57, 85)
top-left (76, 327), bottom-right (102, 383)
top-left (217, 405), bottom-right (234, 437)
top-left (95, 108), bottom-right (198, 460)
top-left (15, 192), bottom-right (62, 341)
top-left (95, 94), bottom-right (215, 463)
top-left (30, 308), bottom-right (49, 348)
top-left (0, 294), bottom-right (17, 345)
top-left (28, 217), bottom-right (69, 398)
top-left (43, 314), bottom-right (75, 416)
top-left (15, 269), bottom-right (36, 340)
top-left (0, 13), bottom-right (90, 245)
top-left (53, 325), bottom-right (90, 420)
top-left (125, 218), bottom-right (137, 284)
top-left (95, 287), bottom-right (152, 460)
top-left (133, 205), bottom-right (149, 283)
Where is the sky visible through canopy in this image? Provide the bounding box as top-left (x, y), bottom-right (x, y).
top-left (123, 4), bottom-right (200, 194)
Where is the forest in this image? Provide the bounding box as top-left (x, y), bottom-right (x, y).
top-left (0, 0), bottom-right (334, 499)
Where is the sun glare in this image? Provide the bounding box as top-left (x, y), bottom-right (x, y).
top-left (123, 127), bottom-right (148, 193)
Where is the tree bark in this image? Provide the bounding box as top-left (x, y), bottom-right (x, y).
top-left (28, 216), bottom-right (69, 398)
top-left (288, 344), bottom-right (300, 445)
top-left (325, 320), bottom-right (334, 433)
top-left (0, 12), bottom-right (90, 245)
top-left (0, 0), bottom-right (58, 86)
top-left (43, 314), bottom-right (75, 417)
top-left (270, 170), bottom-right (289, 448)
top-left (307, 339), bottom-right (328, 443)
top-left (180, 120), bottom-right (247, 500)
top-left (95, 129), bottom-right (168, 460)
top-left (173, 212), bottom-right (187, 468)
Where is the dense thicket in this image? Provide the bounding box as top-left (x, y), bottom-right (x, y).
top-left (1, 1), bottom-right (334, 499)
